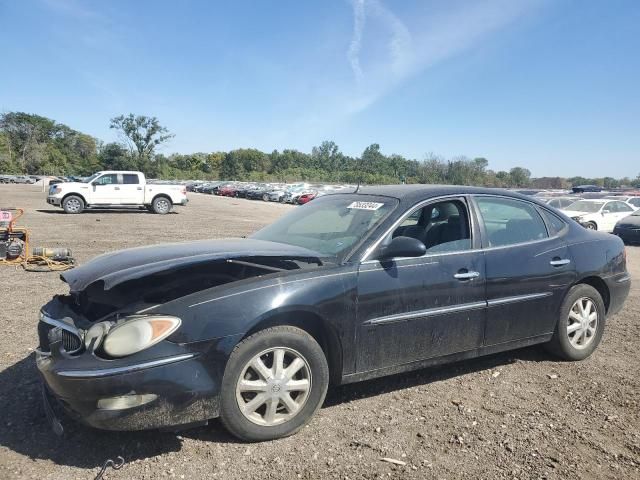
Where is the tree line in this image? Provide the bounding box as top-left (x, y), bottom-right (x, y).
top-left (0, 111), bottom-right (637, 188)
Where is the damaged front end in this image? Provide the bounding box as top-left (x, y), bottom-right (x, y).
top-left (36, 238), bottom-right (324, 432)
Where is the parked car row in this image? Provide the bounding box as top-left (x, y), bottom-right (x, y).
top-left (531, 190), bottom-right (640, 241)
top-left (0, 174), bottom-right (37, 184)
top-left (187, 181), bottom-right (356, 205)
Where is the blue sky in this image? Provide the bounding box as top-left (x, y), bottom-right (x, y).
top-left (1, 0), bottom-right (638, 178)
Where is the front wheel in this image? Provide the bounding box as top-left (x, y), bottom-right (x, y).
top-left (545, 284), bottom-right (606, 361)
top-left (151, 196), bottom-right (172, 214)
top-left (584, 222), bottom-right (597, 230)
top-left (62, 195), bottom-right (84, 214)
top-left (220, 326), bottom-right (329, 441)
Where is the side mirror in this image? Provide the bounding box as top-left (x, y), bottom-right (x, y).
top-left (378, 236), bottom-right (427, 260)
top-left (602, 209), bottom-right (610, 214)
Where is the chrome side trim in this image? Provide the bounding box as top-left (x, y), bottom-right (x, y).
top-left (487, 292), bottom-right (552, 307)
top-left (57, 353), bottom-right (196, 378)
top-left (363, 301), bottom-right (487, 326)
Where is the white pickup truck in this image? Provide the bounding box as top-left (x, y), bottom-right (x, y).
top-left (46, 171), bottom-right (188, 214)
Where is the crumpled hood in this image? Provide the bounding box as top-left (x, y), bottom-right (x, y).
top-left (61, 238), bottom-right (321, 292)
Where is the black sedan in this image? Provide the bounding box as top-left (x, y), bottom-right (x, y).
top-left (614, 211), bottom-right (640, 244)
top-left (36, 186), bottom-right (630, 441)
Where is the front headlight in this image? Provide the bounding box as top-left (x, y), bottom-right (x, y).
top-left (103, 315), bottom-right (181, 358)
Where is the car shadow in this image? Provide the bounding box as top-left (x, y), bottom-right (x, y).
top-left (35, 209), bottom-right (177, 215)
top-left (0, 346), bottom-right (554, 469)
top-left (323, 345), bottom-right (554, 407)
top-left (0, 353), bottom-right (183, 470)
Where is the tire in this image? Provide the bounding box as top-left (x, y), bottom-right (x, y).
top-left (220, 326), bottom-right (329, 442)
top-left (545, 284), bottom-right (606, 361)
top-left (151, 196), bottom-right (172, 214)
top-left (585, 222), bottom-right (597, 230)
top-left (262, 194), bottom-right (269, 202)
top-left (62, 195), bottom-right (84, 214)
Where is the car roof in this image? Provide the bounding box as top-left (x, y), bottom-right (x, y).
top-left (352, 184), bottom-right (535, 203)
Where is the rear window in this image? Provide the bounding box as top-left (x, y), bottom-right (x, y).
top-left (538, 208), bottom-right (567, 236)
top-left (475, 197), bottom-right (548, 247)
top-left (122, 174), bottom-right (139, 184)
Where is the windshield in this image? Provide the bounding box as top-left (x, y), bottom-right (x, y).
top-left (83, 172), bottom-right (102, 183)
top-left (252, 194), bottom-right (398, 261)
top-left (566, 200), bottom-right (604, 213)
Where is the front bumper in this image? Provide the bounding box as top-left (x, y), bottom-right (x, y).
top-left (36, 306), bottom-right (232, 431)
top-left (47, 196), bottom-right (62, 206)
top-left (38, 348), bottom-right (220, 431)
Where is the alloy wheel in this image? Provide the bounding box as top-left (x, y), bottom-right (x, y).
top-left (235, 347), bottom-right (312, 426)
top-left (567, 297), bottom-right (598, 349)
top-left (65, 198), bottom-right (81, 212)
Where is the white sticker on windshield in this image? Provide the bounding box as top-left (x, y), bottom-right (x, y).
top-left (347, 201), bottom-right (384, 211)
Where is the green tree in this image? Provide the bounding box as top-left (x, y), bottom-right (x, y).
top-left (109, 114), bottom-right (174, 170)
top-left (509, 167), bottom-right (531, 187)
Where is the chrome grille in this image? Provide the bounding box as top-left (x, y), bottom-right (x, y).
top-left (38, 314), bottom-right (83, 354)
top-left (62, 329), bottom-right (82, 352)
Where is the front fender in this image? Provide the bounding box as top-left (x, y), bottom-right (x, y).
top-left (158, 265), bottom-right (358, 345)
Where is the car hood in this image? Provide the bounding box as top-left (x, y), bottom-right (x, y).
top-left (61, 238), bottom-right (322, 292)
top-left (562, 209), bottom-right (595, 217)
top-left (616, 215), bottom-right (640, 227)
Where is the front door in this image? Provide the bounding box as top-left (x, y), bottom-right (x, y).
top-left (90, 173), bottom-right (120, 204)
top-left (473, 195), bottom-right (577, 345)
top-left (355, 197), bottom-right (486, 373)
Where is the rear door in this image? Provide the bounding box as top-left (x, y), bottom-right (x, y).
top-left (355, 197), bottom-right (486, 372)
top-left (606, 201), bottom-right (635, 231)
top-left (473, 195), bottom-right (576, 345)
top-left (119, 173), bottom-right (145, 204)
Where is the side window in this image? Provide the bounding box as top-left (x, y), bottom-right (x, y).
top-left (122, 174), bottom-right (139, 185)
top-left (475, 197), bottom-right (548, 247)
top-left (94, 174), bottom-right (118, 185)
top-left (538, 207), bottom-right (567, 236)
top-left (629, 198), bottom-right (640, 208)
top-left (616, 202), bottom-right (633, 212)
top-left (391, 199), bottom-right (471, 253)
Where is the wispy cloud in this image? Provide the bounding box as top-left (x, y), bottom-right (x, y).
top-left (347, 0), bottom-right (366, 84)
top-left (344, 0), bottom-right (542, 114)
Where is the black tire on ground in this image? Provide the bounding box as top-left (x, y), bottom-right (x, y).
top-left (219, 326), bottom-right (329, 442)
top-left (545, 284), bottom-right (606, 361)
top-left (585, 222), bottom-right (597, 230)
top-left (151, 196), bottom-right (172, 214)
top-left (62, 195), bottom-right (84, 214)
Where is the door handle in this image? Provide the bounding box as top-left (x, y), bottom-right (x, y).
top-left (454, 270), bottom-right (480, 280)
top-left (550, 258), bottom-right (570, 267)
top-left (137, 187), bottom-right (143, 190)
top-left (114, 187), bottom-right (120, 190)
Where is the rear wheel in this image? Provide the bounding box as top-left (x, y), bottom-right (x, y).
top-left (545, 284), bottom-right (606, 361)
top-left (220, 326), bottom-right (329, 441)
top-left (585, 222), bottom-right (597, 230)
top-left (151, 196), bottom-right (172, 214)
top-left (62, 195), bottom-right (84, 214)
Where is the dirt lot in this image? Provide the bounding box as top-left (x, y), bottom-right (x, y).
top-left (0, 184), bottom-right (639, 480)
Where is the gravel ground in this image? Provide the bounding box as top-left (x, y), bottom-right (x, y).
top-left (0, 184), bottom-right (639, 480)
